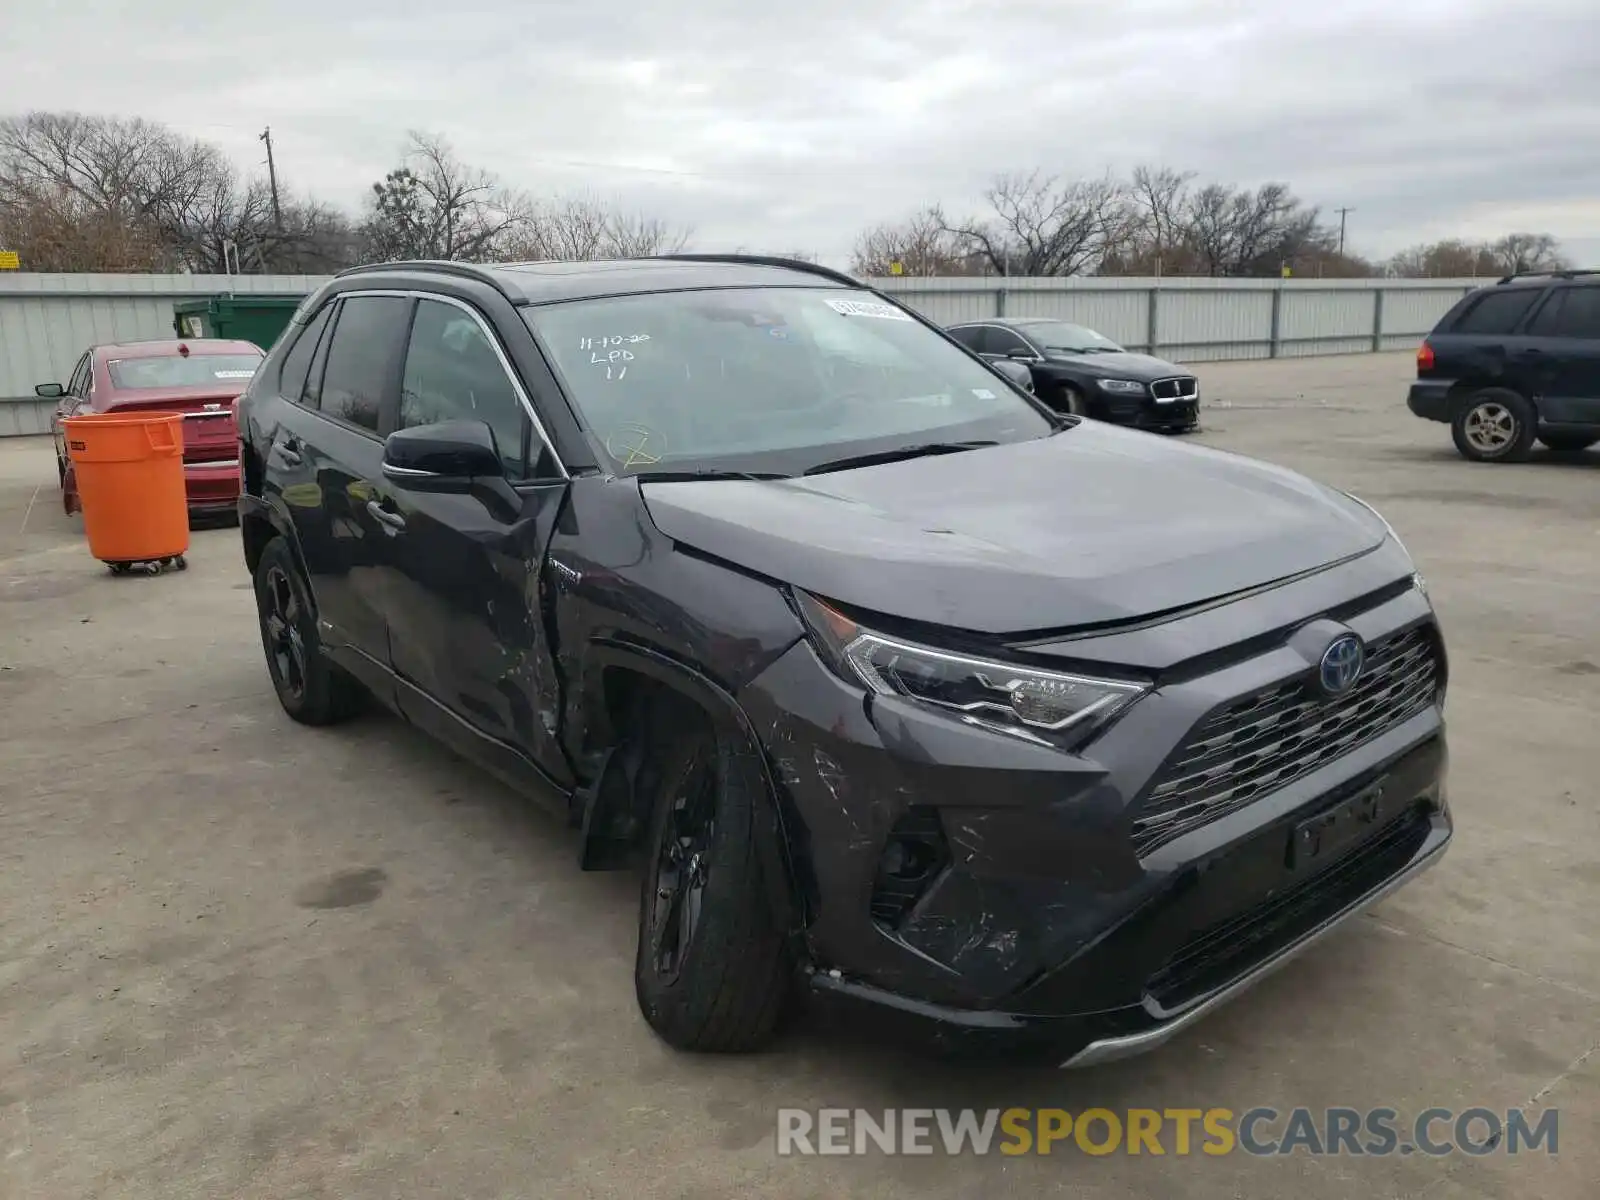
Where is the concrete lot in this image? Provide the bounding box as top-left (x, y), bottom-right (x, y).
top-left (1, 352), bottom-right (1595, 1199)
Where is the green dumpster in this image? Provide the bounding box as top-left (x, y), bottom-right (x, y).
top-left (172, 295), bottom-right (305, 352)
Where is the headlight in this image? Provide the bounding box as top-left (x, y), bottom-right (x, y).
top-left (1097, 378), bottom-right (1146, 394)
top-left (795, 592), bottom-right (1148, 748)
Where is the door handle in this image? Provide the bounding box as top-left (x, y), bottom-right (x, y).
top-left (366, 499), bottom-right (406, 533)
top-left (273, 435), bottom-right (304, 467)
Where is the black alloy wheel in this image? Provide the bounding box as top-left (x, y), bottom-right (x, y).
top-left (646, 738), bottom-right (719, 985)
top-left (252, 537), bottom-right (363, 725)
top-left (261, 563), bottom-right (308, 704)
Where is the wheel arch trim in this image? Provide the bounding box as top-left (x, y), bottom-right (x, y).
top-left (583, 636), bottom-right (809, 936)
top-left (239, 494), bottom-right (320, 619)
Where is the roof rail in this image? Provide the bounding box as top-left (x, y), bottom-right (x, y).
top-left (334, 259), bottom-right (518, 299)
top-left (652, 253), bottom-right (861, 289)
top-left (1495, 268), bottom-right (1600, 285)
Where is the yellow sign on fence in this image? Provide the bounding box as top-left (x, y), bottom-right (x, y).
top-left (0, 250), bottom-right (20, 270)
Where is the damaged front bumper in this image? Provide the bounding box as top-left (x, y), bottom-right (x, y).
top-left (737, 590), bottom-right (1451, 1065)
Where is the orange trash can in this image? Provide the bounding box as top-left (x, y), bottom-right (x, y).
top-left (63, 412), bottom-right (191, 575)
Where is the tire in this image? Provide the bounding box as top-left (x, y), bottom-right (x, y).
top-left (634, 709), bottom-right (791, 1052)
top-left (1538, 432), bottom-right (1598, 453)
top-left (1056, 385), bottom-right (1089, 418)
top-left (1451, 388), bottom-right (1536, 462)
top-left (252, 537), bottom-right (364, 725)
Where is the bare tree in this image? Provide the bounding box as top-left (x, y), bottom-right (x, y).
top-left (1124, 165), bottom-right (1195, 273)
top-left (850, 207), bottom-right (976, 276)
top-left (601, 210), bottom-right (691, 258)
top-left (501, 195), bottom-right (691, 261)
top-left (363, 132), bottom-right (533, 262)
top-left (1185, 181), bottom-right (1325, 276)
top-left (1386, 235), bottom-right (1567, 279)
top-left (939, 171), bottom-right (1130, 276)
top-left (0, 183), bottom-right (167, 271)
top-left (0, 111), bottom-right (359, 272)
top-left (1386, 239), bottom-right (1496, 278)
top-left (1486, 233), bottom-right (1569, 276)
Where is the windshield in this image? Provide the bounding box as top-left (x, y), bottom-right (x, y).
top-left (1018, 322), bottom-right (1124, 354)
top-left (524, 287), bottom-right (1053, 475)
top-left (108, 353), bottom-right (262, 389)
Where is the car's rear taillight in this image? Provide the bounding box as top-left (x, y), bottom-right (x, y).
top-left (1417, 341), bottom-right (1435, 372)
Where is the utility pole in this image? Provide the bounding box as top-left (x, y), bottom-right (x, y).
top-left (260, 127), bottom-right (283, 235)
top-left (1335, 206), bottom-right (1355, 256)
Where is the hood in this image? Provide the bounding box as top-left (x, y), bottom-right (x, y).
top-left (639, 423), bottom-right (1389, 635)
top-left (1044, 350), bottom-right (1187, 380)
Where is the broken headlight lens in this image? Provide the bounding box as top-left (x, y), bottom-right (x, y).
top-left (796, 592), bottom-right (1148, 748)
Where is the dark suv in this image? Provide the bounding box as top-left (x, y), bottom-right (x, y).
top-left (1408, 269), bottom-right (1600, 462)
top-left (237, 256), bottom-right (1451, 1064)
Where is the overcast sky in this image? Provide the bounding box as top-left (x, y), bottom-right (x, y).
top-left (4, 0), bottom-right (1598, 267)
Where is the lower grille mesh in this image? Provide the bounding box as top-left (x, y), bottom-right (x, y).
top-left (1132, 625), bottom-right (1439, 854)
top-left (1146, 808), bottom-right (1432, 1007)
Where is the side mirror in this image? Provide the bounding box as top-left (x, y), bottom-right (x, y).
top-left (35, 383), bottom-right (64, 398)
top-left (990, 358), bottom-right (1035, 394)
top-left (382, 420), bottom-right (503, 489)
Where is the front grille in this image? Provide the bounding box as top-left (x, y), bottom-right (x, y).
top-left (1132, 624), bottom-right (1440, 854)
top-left (1150, 376), bottom-right (1199, 400)
top-left (1146, 807), bottom-right (1432, 1008)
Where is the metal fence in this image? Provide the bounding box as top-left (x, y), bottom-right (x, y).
top-left (0, 272), bottom-right (1479, 437)
top-left (0, 274), bottom-right (320, 436)
top-left (870, 275), bottom-right (1479, 362)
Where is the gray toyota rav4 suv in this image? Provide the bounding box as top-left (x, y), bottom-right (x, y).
top-left (236, 255), bottom-right (1451, 1063)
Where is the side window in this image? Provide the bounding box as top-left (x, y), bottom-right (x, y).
top-left (948, 326), bottom-right (986, 353)
top-left (1452, 289), bottom-right (1540, 336)
top-left (277, 304), bottom-right (334, 404)
top-left (987, 328), bottom-right (1033, 358)
top-left (400, 298), bottom-right (531, 476)
top-left (316, 296), bottom-right (411, 433)
top-left (1542, 286), bottom-right (1600, 338)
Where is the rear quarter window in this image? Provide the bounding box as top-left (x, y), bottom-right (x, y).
top-left (1448, 288), bottom-right (1542, 336)
top-left (277, 305), bottom-right (335, 404)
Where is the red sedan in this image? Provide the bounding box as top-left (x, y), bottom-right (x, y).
top-left (39, 338), bottom-right (263, 517)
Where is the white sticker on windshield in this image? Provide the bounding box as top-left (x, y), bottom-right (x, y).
top-left (972, 388), bottom-right (996, 399)
top-left (825, 298), bottom-right (912, 321)
top-left (213, 369), bottom-right (256, 379)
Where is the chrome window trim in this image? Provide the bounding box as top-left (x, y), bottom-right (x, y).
top-left (335, 287), bottom-right (569, 480)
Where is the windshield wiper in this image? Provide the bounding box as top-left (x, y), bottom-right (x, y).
top-left (632, 468), bottom-right (792, 483)
top-left (803, 440), bottom-right (999, 476)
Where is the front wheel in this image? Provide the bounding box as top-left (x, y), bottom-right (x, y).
top-left (635, 712), bottom-right (791, 1052)
top-left (1451, 389), bottom-right (1536, 462)
top-left (252, 537), bottom-right (364, 725)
